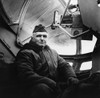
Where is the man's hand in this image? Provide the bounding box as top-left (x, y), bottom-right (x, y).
top-left (41, 77), bottom-right (57, 91)
top-left (67, 77), bottom-right (79, 87)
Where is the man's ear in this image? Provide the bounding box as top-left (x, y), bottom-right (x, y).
top-left (31, 36), bottom-right (37, 42)
top-left (32, 33), bottom-right (36, 37)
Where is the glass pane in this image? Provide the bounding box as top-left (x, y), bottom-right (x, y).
top-left (47, 28), bottom-right (77, 55)
top-left (48, 39), bottom-right (76, 55)
top-left (80, 61), bottom-right (92, 71)
top-left (81, 35), bottom-right (97, 54)
top-left (47, 0), bottom-right (78, 55)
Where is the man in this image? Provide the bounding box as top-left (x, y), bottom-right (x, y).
top-left (15, 24), bottom-right (79, 98)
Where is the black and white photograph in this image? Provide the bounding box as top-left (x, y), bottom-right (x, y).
top-left (0, 0), bottom-right (100, 98)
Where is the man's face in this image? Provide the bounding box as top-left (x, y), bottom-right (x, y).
top-left (33, 32), bottom-right (48, 47)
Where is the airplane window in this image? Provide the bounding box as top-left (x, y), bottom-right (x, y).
top-left (80, 61), bottom-right (92, 71)
top-left (67, 0), bottom-right (78, 13)
top-left (9, 0), bottom-right (96, 56)
top-left (46, 0), bottom-right (80, 55)
top-left (79, 36), bottom-right (97, 71)
top-left (47, 34), bottom-right (97, 55)
top-left (48, 38), bottom-right (76, 55)
top-left (47, 28), bottom-right (77, 55)
top-left (69, 62), bottom-right (73, 66)
top-left (98, 4), bottom-right (100, 7)
top-left (63, 0), bottom-right (78, 5)
top-left (81, 35), bottom-right (97, 54)
top-left (97, 0), bottom-right (100, 7)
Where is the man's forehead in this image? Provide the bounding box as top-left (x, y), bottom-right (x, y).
top-left (35, 32), bottom-right (48, 35)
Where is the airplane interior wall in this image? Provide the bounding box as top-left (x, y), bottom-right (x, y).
top-left (0, 15), bottom-right (20, 63)
top-left (92, 40), bottom-right (100, 73)
top-left (79, 0), bottom-right (98, 31)
top-left (0, 17), bottom-right (20, 98)
top-left (0, 27), bottom-right (19, 60)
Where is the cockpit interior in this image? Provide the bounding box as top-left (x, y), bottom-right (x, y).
top-left (0, 0), bottom-right (100, 98)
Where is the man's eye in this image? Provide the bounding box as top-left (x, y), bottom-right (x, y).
top-left (36, 35), bottom-right (41, 37)
top-left (43, 35), bottom-right (47, 38)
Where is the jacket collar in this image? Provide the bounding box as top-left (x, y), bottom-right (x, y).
top-left (21, 39), bottom-right (49, 53)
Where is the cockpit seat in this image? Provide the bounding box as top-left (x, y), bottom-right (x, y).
top-left (61, 72), bottom-right (100, 98)
top-left (0, 53), bottom-right (21, 98)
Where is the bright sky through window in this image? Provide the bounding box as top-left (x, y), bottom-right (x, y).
top-left (63, 0), bottom-right (78, 5)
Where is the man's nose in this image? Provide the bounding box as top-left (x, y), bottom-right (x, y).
top-left (40, 36), bottom-right (44, 40)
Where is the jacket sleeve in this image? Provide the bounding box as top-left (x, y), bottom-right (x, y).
top-left (57, 54), bottom-right (78, 82)
top-left (15, 50), bottom-right (56, 87)
top-left (57, 55), bottom-right (79, 86)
